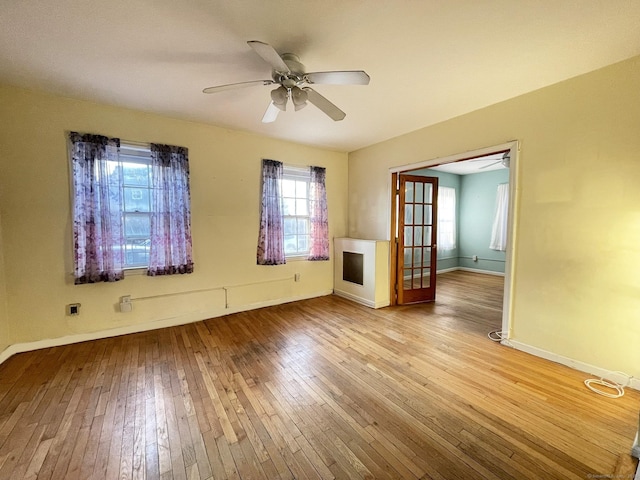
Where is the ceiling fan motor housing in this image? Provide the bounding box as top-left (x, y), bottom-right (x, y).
top-left (275, 53), bottom-right (306, 88)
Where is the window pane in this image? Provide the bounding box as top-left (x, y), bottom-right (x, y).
top-left (124, 214), bottom-right (150, 236)
top-left (422, 269), bottom-right (431, 287)
top-left (415, 182), bottom-right (424, 203)
top-left (124, 187), bottom-right (150, 212)
top-left (404, 226), bottom-right (413, 247)
top-left (122, 162), bottom-right (149, 187)
top-left (403, 248), bottom-right (412, 267)
top-left (404, 205), bottom-right (413, 225)
top-left (424, 184), bottom-right (433, 203)
top-left (297, 218), bottom-right (309, 234)
top-left (413, 248), bottom-right (422, 267)
top-left (125, 238), bottom-right (150, 266)
top-left (403, 269), bottom-right (412, 287)
top-left (414, 226), bottom-right (423, 247)
top-left (284, 218), bottom-right (296, 235)
top-left (296, 199), bottom-right (308, 215)
top-left (296, 180), bottom-right (308, 199)
top-left (405, 182), bottom-right (414, 202)
top-left (424, 205), bottom-right (432, 225)
top-left (414, 204), bottom-right (423, 226)
top-left (284, 235), bottom-right (297, 254)
top-left (424, 226), bottom-right (432, 245)
top-left (282, 198), bottom-right (295, 215)
top-left (423, 247), bottom-right (432, 267)
top-left (297, 235), bottom-right (309, 252)
top-left (282, 179), bottom-right (296, 197)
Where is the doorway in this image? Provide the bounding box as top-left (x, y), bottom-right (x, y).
top-left (389, 141), bottom-right (518, 339)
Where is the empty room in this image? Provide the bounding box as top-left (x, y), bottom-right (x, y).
top-left (0, 1), bottom-right (639, 479)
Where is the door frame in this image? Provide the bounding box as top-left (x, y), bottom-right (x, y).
top-left (388, 141), bottom-right (519, 340)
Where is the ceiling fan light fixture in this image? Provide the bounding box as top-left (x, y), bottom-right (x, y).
top-left (271, 86), bottom-right (288, 111)
top-left (291, 86), bottom-right (308, 111)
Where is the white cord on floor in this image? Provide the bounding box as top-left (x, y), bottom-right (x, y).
top-left (584, 371), bottom-right (632, 398)
top-left (488, 330), bottom-right (504, 342)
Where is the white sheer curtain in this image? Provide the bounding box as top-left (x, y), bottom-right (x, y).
top-left (437, 187), bottom-right (456, 251)
top-left (490, 183), bottom-right (509, 251)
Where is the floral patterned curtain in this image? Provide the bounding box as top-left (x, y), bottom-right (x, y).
top-left (308, 166), bottom-right (329, 261)
top-left (69, 132), bottom-right (125, 284)
top-left (148, 144), bottom-right (194, 275)
top-left (257, 159), bottom-right (286, 265)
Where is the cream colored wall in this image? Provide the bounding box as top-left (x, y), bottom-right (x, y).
top-left (0, 217), bottom-right (9, 353)
top-left (0, 85), bottom-right (347, 347)
top-left (349, 56), bottom-right (640, 380)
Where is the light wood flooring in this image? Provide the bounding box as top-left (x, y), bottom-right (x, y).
top-left (0, 270), bottom-right (638, 479)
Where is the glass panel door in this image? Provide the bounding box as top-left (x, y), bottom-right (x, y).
top-left (397, 174), bottom-right (438, 304)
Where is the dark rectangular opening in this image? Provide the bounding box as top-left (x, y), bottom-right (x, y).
top-left (343, 251), bottom-right (364, 285)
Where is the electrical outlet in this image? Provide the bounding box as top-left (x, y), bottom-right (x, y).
top-left (67, 303), bottom-right (80, 316)
top-left (294, 273), bottom-right (301, 282)
top-left (119, 295), bottom-right (133, 313)
top-left (472, 255), bottom-right (478, 262)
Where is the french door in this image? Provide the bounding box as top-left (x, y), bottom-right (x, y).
top-left (396, 174), bottom-right (438, 304)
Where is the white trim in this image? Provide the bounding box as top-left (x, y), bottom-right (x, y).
top-left (436, 266), bottom-right (505, 276)
top-left (505, 340), bottom-right (640, 392)
top-left (0, 290), bottom-right (333, 365)
top-left (457, 267), bottom-right (505, 277)
top-left (333, 290), bottom-right (389, 309)
top-left (436, 267), bottom-right (459, 274)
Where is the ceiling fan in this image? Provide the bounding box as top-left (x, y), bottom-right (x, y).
top-left (202, 41), bottom-right (370, 123)
top-left (474, 152), bottom-right (511, 169)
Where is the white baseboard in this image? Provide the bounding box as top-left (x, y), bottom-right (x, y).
top-left (458, 267), bottom-right (505, 277)
top-left (436, 267), bottom-right (459, 274)
top-left (333, 290), bottom-right (389, 309)
top-left (505, 339), bottom-right (640, 391)
top-left (0, 289), bottom-right (333, 365)
top-left (436, 266), bottom-right (505, 277)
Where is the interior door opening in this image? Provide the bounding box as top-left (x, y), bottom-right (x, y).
top-left (389, 142), bottom-right (517, 340)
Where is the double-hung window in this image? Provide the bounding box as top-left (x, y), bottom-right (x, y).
top-left (257, 159), bottom-right (329, 265)
top-left (282, 166), bottom-right (311, 257)
top-left (70, 132), bottom-right (193, 284)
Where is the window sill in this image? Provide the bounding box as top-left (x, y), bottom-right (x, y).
top-left (123, 267), bottom-right (147, 276)
top-left (285, 254), bottom-right (309, 262)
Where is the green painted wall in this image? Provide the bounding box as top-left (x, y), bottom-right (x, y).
top-left (414, 166), bottom-right (509, 273)
top-left (459, 169), bottom-right (510, 272)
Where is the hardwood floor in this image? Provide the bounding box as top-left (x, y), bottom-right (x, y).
top-left (0, 270), bottom-right (638, 479)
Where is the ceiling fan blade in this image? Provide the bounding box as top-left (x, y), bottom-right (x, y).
top-left (479, 160), bottom-right (501, 169)
top-left (203, 79), bottom-right (273, 94)
top-left (305, 70), bottom-right (370, 85)
top-left (262, 102), bottom-right (280, 123)
top-left (304, 88), bottom-right (346, 121)
top-left (247, 41), bottom-right (290, 73)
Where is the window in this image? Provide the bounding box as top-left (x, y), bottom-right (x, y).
top-left (282, 166), bottom-right (311, 256)
top-left (70, 132), bottom-right (193, 284)
top-left (437, 186), bottom-right (456, 251)
top-left (257, 159), bottom-right (329, 265)
top-left (490, 183), bottom-right (509, 251)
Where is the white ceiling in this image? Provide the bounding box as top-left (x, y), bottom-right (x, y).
top-left (428, 153), bottom-right (507, 175)
top-left (1, 1), bottom-right (640, 152)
